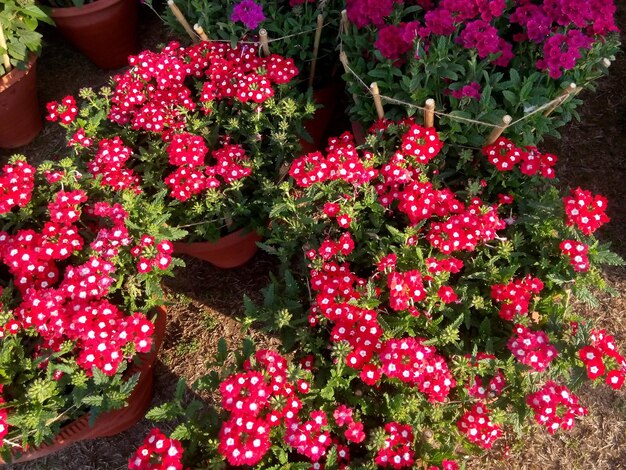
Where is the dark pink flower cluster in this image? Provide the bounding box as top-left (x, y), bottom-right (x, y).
top-left (536, 30), bottom-right (593, 79)
top-left (88, 202), bottom-right (133, 259)
top-left (45, 95), bottom-right (78, 125)
top-left (578, 329), bottom-right (626, 389)
top-left (374, 422), bottom-right (415, 469)
top-left (289, 133), bottom-right (378, 187)
top-left (483, 137), bottom-right (557, 178)
top-left (128, 428), bottom-right (184, 470)
top-left (526, 381), bottom-right (588, 434)
top-left (456, 403), bottom-right (502, 449)
top-left (283, 410), bottom-right (332, 462)
top-left (88, 136), bottom-right (140, 192)
top-left (427, 461), bottom-right (459, 470)
top-left (563, 187), bottom-right (610, 235)
top-left (559, 239), bottom-right (590, 272)
top-left (507, 324), bottom-right (558, 372)
top-left (449, 81), bottom-right (481, 100)
top-left (490, 275), bottom-right (544, 321)
top-left (130, 235), bottom-right (173, 273)
top-left (230, 0), bottom-right (265, 30)
top-left (346, 0), bottom-right (400, 29)
top-left (0, 159), bottom-right (35, 214)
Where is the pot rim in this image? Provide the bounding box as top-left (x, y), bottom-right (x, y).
top-left (0, 54), bottom-right (36, 93)
top-left (51, 0), bottom-right (127, 18)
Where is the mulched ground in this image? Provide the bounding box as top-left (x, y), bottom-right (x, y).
top-left (3, 3), bottom-right (626, 469)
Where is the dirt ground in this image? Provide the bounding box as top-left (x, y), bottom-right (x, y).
top-left (3, 3), bottom-right (626, 470)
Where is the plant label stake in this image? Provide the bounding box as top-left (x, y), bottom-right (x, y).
top-left (370, 82), bottom-right (385, 120)
top-left (308, 14), bottom-right (324, 88)
top-left (167, 0), bottom-right (198, 43)
top-left (259, 29), bottom-right (270, 57)
top-left (0, 24), bottom-right (11, 72)
top-left (485, 115), bottom-right (512, 145)
top-left (544, 83), bottom-right (577, 117)
top-left (424, 99), bottom-right (435, 128)
top-left (193, 24), bottom-right (209, 42)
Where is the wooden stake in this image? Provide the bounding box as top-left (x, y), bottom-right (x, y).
top-left (485, 115), bottom-right (512, 145)
top-left (308, 14), bottom-right (324, 88)
top-left (339, 51), bottom-right (358, 104)
top-left (424, 99), bottom-right (435, 128)
top-left (259, 29), bottom-right (270, 56)
top-left (193, 24), bottom-right (209, 42)
top-left (543, 82), bottom-right (577, 117)
top-left (370, 82), bottom-right (384, 119)
top-left (340, 9), bottom-right (349, 35)
top-left (0, 23), bottom-right (11, 73)
top-left (167, 0), bottom-right (198, 43)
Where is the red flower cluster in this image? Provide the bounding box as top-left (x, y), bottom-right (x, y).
top-left (128, 428), bottom-right (184, 470)
top-left (0, 385), bottom-right (8, 442)
top-left (283, 410), bottom-right (332, 462)
top-left (109, 41), bottom-right (297, 134)
top-left (426, 200), bottom-right (505, 254)
top-left (387, 269), bottom-right (427, 311)
top-left (456, 403), bottom-right (502, 449)
top-left (378, 337), bottom-right (456, 402)
top-left (374, 422), bottom-right (415, 469)
top-left (483, 138), bottom-right (557, 178)
top-left (131, 235), bottom-right (173, 273)
top-left (88, 137), bottom-right (140, 192)
top-left (465, 353), bottom-right (506, 399)
top-left (1, 190), bottom-right (158, 376)
top-left (490, 275), bottom-right (544, 321)
top-left (507, 324), bottom-right (558, 372)
top-left (559, 239), bottom-right (590, 272)
top-left (526, 381), bottom-right (588, 434)
top-left (217, 350), bottom-right (309, 466)
top-left (563, 187), bottom-right (610, 235)
top-left (578, 329), bottom-right (626, 389)
top-left (0, 159), bottom-right (35, 214)
top-left (289, 133), bottom-right (379, 187)
top-left (400, 124), bottom-right (443, 165)
top-left (45, 95), bottom-right (78, 124)
top-left (164, 142), bottom-right (251, 202)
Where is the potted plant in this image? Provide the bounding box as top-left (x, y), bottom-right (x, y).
top-left (0, 153), bottom-right (181, 463)
top-left (47, 40), bottom-right (315, 268)
top-left (148, 0), bottom-right (344, 151)
top-left (233, 121), bottom-right (622, 466)
top-left (340, 0), bottom-right (620, 148)
top-left (39, 0), bottom-right (139, 69)
top-left (0, 0), bottom-right (52, 148)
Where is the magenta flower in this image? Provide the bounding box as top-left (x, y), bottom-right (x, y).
top-left (230, 0), bottom-right (265, 30)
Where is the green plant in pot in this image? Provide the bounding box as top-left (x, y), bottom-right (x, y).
top-left (37, 0), bottom-right (139, 69)
top-left (47, 40), bottom-right (315, 267)
top-left (0, 153), bottom-right (181, 463)
top-left (0, 0), bottom-right (52, 148)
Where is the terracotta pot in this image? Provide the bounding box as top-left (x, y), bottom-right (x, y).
top-left (173, 228), bottom-right (262, 268)
top-left (0, 56), bottom-right (42, 148)
top-left (51, 0), bottom-right (139, 69)
top-left (2, 306), bottom-right (167, 464)
top-left (300, 81), bottom-right (344, 153)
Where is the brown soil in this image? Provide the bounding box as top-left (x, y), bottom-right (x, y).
top-left (3, 3), bottom-right (626, 470)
